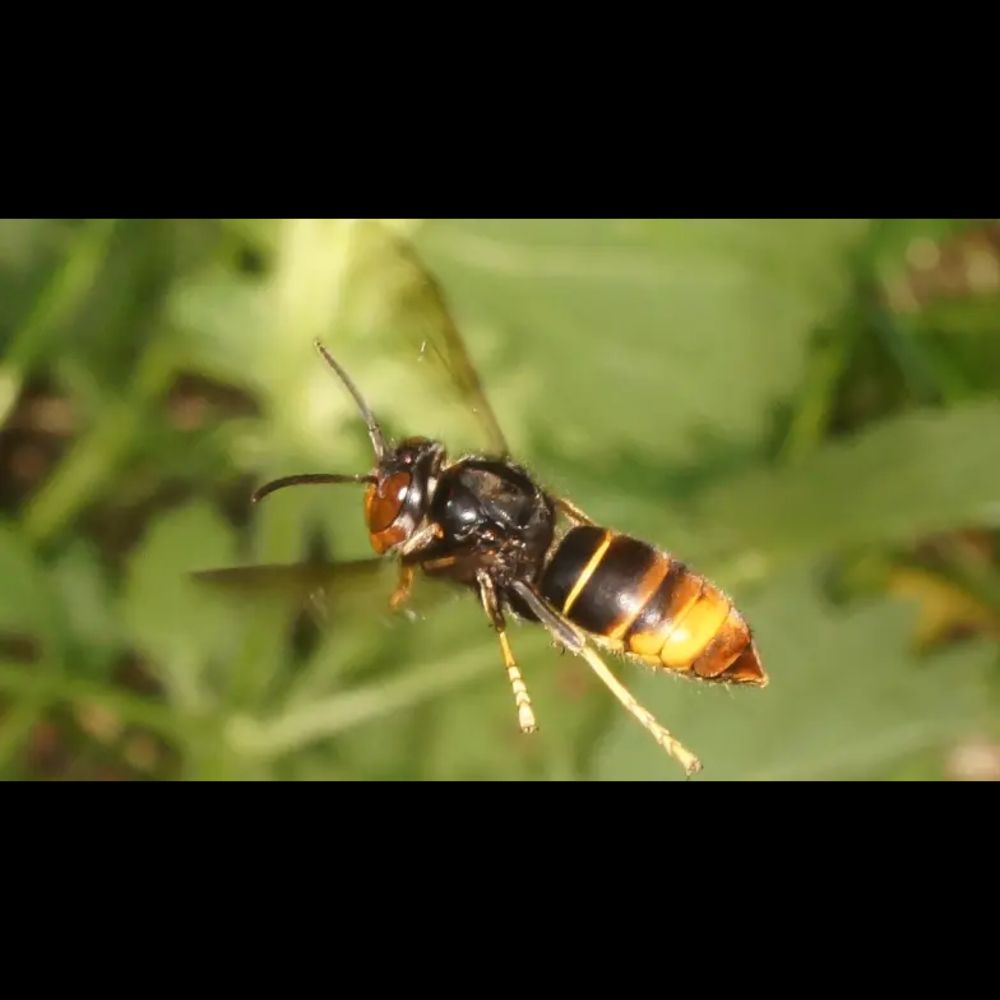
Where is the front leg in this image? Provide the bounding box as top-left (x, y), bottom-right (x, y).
top-left (399, 521), bottom-right (444, 557)
top-left (389, 564), bottom-right (415, 611)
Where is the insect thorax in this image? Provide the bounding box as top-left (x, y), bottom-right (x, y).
top-left (418, 458), bottom-right (555, 588)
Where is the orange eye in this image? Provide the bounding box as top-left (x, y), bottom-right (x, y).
top-left (364, 472), bottom-right (411, 533)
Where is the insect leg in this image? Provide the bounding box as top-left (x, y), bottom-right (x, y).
top-left (399, 522), bottom-right (444, 558)
top-left (478, 571), bottom-right (537, 734)
top-left (554, 496), bottom-right (598, 526)
top-left (510, 580), bottom-right (701, 777)
top-left (389, 564), bottom-right (415, 611)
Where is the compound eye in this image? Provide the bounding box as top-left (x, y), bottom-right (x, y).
top-left (364, 472), bottom-right (412, 549)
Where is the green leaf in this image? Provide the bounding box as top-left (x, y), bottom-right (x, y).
top-left (0, 522), bottom-right (69, 664)
top-left (121, 501), bottom-right (239, 714)
top-left (682, 401), bottom-right (1000, 580)
top-left (170, 270), bottom-right (274, 394)
top-left (594, 565), bottom-right (994, 781)
top-left (415, 219), bottom-right (869, 465)
top-left (50, 540), bottom-right (121, 679)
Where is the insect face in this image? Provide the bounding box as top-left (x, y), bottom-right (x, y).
top-left (364, 437), bottom-right (445, 554)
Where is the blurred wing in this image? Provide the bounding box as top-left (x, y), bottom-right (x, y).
top-left (192, 558), bottom-right (453, 625)
top-left (343, 220), bottom-right (510, 457)
top-left (192, 559), bottom-right (392, 625)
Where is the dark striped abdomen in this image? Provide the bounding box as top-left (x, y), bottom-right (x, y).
top-left (539, 526), bottom-right (765, 685)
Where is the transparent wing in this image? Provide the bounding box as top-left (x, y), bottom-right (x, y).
top-left (192, 557), bottom-right (453, 625)
top-left (340, 220), bottom-right (510, 457)
top-left (192, 559), bottom-right (392, 624)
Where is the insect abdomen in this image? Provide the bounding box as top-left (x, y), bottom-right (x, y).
top-left (539, 526), bottom-right (765, 685)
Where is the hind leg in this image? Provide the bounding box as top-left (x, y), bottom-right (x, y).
top-left (510, 580), bottom-right (701, 776)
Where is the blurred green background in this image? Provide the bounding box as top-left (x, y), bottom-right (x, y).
top-left (2, 218), bottom-right (999, 781)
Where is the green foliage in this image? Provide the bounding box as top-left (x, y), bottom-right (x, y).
top-left (418, 219), bottom-right (866, 466)
top-left (686, 402), bottom-right (1000, 575)
top-left (1, 218), bottom-right (999, 781)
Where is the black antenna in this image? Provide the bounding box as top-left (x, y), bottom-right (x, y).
top-left (314, 339), bottom-right (386, 461)
top-left (252, 472), bottom-right (375, 505)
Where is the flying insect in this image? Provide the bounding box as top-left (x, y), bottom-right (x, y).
top-left (196, 223), bottom-right (767, 776)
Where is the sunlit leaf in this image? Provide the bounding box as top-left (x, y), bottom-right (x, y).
top-left (684, 402), bottom-right (1000, 578)
top-left (416, 219), bottom-right (869, 467)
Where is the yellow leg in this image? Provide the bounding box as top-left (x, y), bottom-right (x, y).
top-left (577, 644), bottom-right (701, 777)
top-left (509, 578), bottom-right (700, 777)
top-left (497, 628), bottom-right (538, 734)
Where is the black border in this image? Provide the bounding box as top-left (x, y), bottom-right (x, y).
top-left (9, 111), bottom-right (997, 217)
